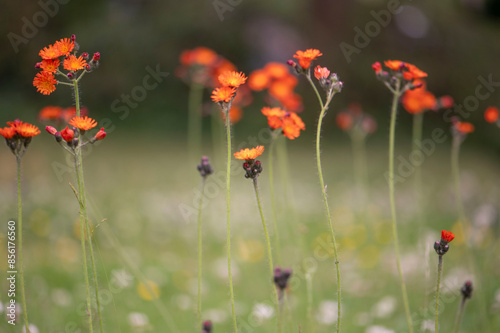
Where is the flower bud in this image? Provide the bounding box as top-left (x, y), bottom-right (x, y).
top-left (60, 126), bottom-right (74, 142)
top-left (94, 127), bottom-right (106, 141)
top-left (71, 34), bottom-right (76, 42)
top-left (82, 52), bottom-right (89, 59)
top-left (35, 62), bottom-right (42, 69)
top-left (93, 52), bottom-right (100, 62)
top-left (67, 72), bottom-right (74, 79)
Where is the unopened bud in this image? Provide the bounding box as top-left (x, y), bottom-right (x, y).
top-left (93, 52), bottom-right (100, 61)
top-left (45, 126), bottom-right (57, 135)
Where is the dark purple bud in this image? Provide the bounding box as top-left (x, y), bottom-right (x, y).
top-left (71, 34), bottom-right (76, 42)
top-left (67, 72), bottom-right (74, 79)
top-left (82, 52), bottom-right (89, 59)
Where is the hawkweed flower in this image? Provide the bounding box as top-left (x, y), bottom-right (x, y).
top-left (236, 145), bottom-right (281, 333)
top-left (434, 230), bottom-right (455, 333)
top-left (36, 35), bottom-right (105, 333)
top-left (261, 107), bottom-right (305, 140)
top-left (202, 320), bottom-right (212, 333)
top-left (196, 156), bottom-right (213, 329)
top-left (485, 106), bottom-right (499, 127)
top-left (273, 267), bottom-right (292, 297)
top-left (0, 120), bottom-right (40, 332)
top-left (372, 60), bottom-right (429, 333)
top-left (291, 48), bottom-right (343, 333)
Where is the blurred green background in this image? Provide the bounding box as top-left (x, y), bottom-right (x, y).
top-left (1, 0), bottom-right (500, 332)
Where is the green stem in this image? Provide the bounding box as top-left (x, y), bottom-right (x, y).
top-left (388, 80), bottom-right (413, 333)
top-left (74, 154), bottom-right (93, 333)
top-left (225, 103), bottom-right (238, 333)
top-left (188, 83), bottom-right (204, 164)
top-left (306, 271), bottom-right (314, 333)
top-left (73, 80), bottom-right (104, 332)
top-left (451, 136), bottom-right (467, 235)
top-left (308, 79), bottom-right (342, 333)
top-left (435, 255), bottom-right (443, 333)
top-left (197, 177), bottom-right (207, 330)
top-left (453, 298), bottom-right (467, 333)
top-left (252, 178), bottom-right (281, 333)
top-left (268, 135), bottom-right (281, 264)
top-left (16, 157), bottom-right (30, 333)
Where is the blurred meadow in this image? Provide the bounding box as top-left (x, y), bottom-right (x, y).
top-left (1, 0), bottom-right (500, 332)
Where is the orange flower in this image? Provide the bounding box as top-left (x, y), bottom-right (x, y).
top-left (314, 66), bottom-right (330, 80)
top-left (0, 126), bottom-right (16, 139)
top-left (383, 60), bottom-right (405, 71)
top-left (54, 38), bottom-right (75, 56)
top-left (16, 122), bottom-right (41, 137)
top-left (441, 230), bottom-right (455, 243)
top-left (282, 118), bottom-right (301, 140)
top-left (221, 106), bottom-right (243, 124)
top-left (211, 86), bottom-right (236, 103)
top-left (454, 121), bottom-right (475, 134)
top-left (218, 71), bottom-right (247, 88)
top-left (39, 106), bottom-right (63, 121)
top-left (267, 116), bottom-right (283, 130)
top-left (248, 69), bottom-right (270, 91)
top-left (269, 80), bottom-right (294, 100)
top-left (40, 59), bottom-right (60, 73)
top-left (60, 126), bottom-right (74, 142)
top-left (261, 107), bottom-right (286, 118)
top-left (234, 146), bottom-right (264, 160)
top-left (264, 62), bottom-right (289, 79)
top-left (288, 112), bottom-right (305, 130)
top-left (33, 71), bottom-right (57, 95)
top-left (485, 106), bottom-right (499, 123)
top-left (336, 112), bottom-right (353, 131)
top-left (403, 63), bottom-right (428, 80)
top-left (63, 55), bottom-right (87, 71)
top-left (69, 116), bottom-right (97, 130)
top-left (281, 93), bottom-right (303, 113)
top-left (39, 44), bottom-right (61, 60)
top-left (293, 49), bottom-right (323, 69)
top-left (402, 81), bottom-right (437, 114)
top-left (62, 106), bottom-right (88, 122)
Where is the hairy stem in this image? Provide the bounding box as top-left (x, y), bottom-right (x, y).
top-left (435, 255), bottom-right (443, 333)
top-left (268, 135), bottom-right (281, 264)
top-left (197, 177), bottom-right (207, 329)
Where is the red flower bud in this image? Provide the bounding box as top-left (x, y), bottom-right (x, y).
top-left (82, 52), bottom-right (89, 59)
top-left (35, 62), bottom-right (42, 69)
top-left (71, 34), bottom-right (76, 42)
top-left (60, 126), bottom-right (74, 142)
top-left (93, 52), bottom-right (100, 61)
top-left (45, 126), bottom-right (57, 135)
top-left (94, 127), bottom-right (106, 140)
top-left (372, 62), bottom-right (382, 74)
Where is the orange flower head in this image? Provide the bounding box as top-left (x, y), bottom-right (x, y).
top-left (314, 66), bottom-right (330, 80)
top-left (39, 43), bottom-right (61, 60)
top-left (281, 93), bottom-right (303, 112)
top-left (218, 71), bottom-right (247, 88)
top-left (269, 81), bottom-right (294, 100)
top-left (69, 116), bottom-right (97, 131)
top-left (264, 62), bottom-right (289, 79)
top-left (293, 49), bottom-right (323, 69)
top-left (281, 117), bottom-right (301, 140)
top-left (39, 106), bottom-right (63, 121)
top-left (384, 60), bottom-right (406, 71)
top-left (485, 106), bottom-right (499, 123)
top-left (403, 63), bottom-right (428, 80)
top-left (54, 38), bottom-right (75, 56)
top-left (267, 116), bottom-right (283, 130)
top-left (454, 121), bottom-right (474, 134)
top-left (0, 126), bottom-right (17, 139)
top-left (16, 122), bottom-right (41, 138)
top-left (211, 86), bottom-right (236, 103)
top-left (288, 112), bottom-right (305, 130)
top-left (40, 59), bottom-right (60, 73)
top-left (441, 230), bottom-right (455, 243)
top-left (261, 107), bottom-right (286, 118)
top-left (192, 47), bottom-right (218, 66)
top-left (234, 146), bottom-right (264, 161)
top-left (64, 55), bottom-right (87, 71)
top-left (402, 83), bottom-right (437, 114)
top-left (33, 71), bottom-right (57, 95)
top-left (248, 69), bottom-right (270, 91)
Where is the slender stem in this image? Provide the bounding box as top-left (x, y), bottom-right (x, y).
top-left (197, 177), bottom-right (207, 330)
top-left (16, 157), bottom-right (30, 333)
top-left (308, 78), bottom-right (342, 333)
top-left (412, 112), bottom-right (424, 229)
top-left (73, 80), bottom-right (104, 332)
top-left (225, 104), bottom-right (238, 333)
top-left (268, 135), bottom-right (281, 264)
top-left (306, 271), bottom-right (314, 333)
top-left (453, 298), bottom-right (467, 333)
top-left (451, 136), bottom-right (467, 236)
top-left (252, 178), bottom-right (281, 333)
top-left (74, 155), bottom-right (93, 333)
top-left (306, 74), bottom-right (324, 110)
top-left (388, 80), bottom-right (413, 333)
top-left (435, 255), bottom-right (444, 333)
top-left (188, 83), bottom-right (204, 165)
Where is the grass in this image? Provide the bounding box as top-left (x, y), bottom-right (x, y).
top-left (0, 132), bottom-right (499, 333)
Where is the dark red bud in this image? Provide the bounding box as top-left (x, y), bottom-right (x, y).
top-left (93, 52), bottom-right (100, 61)
top-left (71, 34), bottom-right (76, 42)
top-left (35, 62), bottom-right (42, 69)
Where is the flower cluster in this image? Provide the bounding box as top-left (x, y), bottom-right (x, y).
top-left (0, 120), bottom-right (40, 157)
top-left (33, 35), bottom-right (100, 95)
top-left (45, 116), bottom-right (106, 150)
top-left (211, 71), bottom-right (247, 111)
top-left (38, 105), bottom-right (89, 123)
top-left (372, 60), bottom-right (427, 94)
top-left (261, 107), bottom-right (305, 140)
top-left (434, 230), bottom-right (455, 255)
top-left (485, 106), bottom-right (499, 127)
top-left (234, 146), bottom-right (264, 179)
top-left (248, 62), bottom-right (302, 112)
top-left (451, 117), bottom-right (475, 143)
top-left (336, 103), bottom-right (377, 136)
top-left (402, 79), bottom-right (454, 114)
